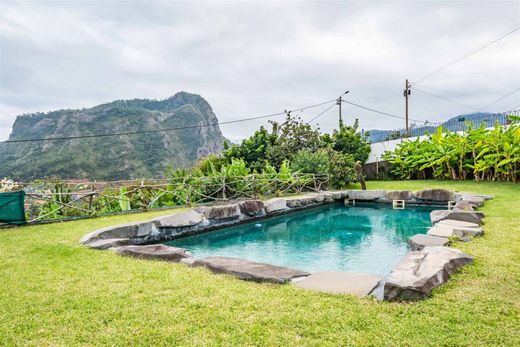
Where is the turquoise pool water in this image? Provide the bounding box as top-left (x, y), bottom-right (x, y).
top-left (165, 203), bottom-right (436, 275)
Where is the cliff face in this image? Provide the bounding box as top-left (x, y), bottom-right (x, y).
top-left (0, 92), bottom-right (225, 180)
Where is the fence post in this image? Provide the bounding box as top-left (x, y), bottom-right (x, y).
top-left (222, 177), bottom-right (226, 200)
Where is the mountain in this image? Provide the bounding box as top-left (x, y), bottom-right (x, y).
top-left (366, 112), bottom-right (510, 143)
top-left (0, 92), bottom-right (225, 180)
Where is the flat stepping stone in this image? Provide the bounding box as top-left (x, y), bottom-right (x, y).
top-left (409, 234), bottom-right (450, 251)
top-left (427, 220), bottom-right (484, 238)
top-left (431, 210), bottom-right (484, 225)
top-left (292, 272), bottom-right (382, 297)
top-left (115, 244), bottom-right (191, 262)
top-left (191, 256), bottom-right (309, 283)
top-left (87, 238), bottom-right (129, 250)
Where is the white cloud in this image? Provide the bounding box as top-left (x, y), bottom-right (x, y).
top-left (0, 0), bottom-right (519, 141)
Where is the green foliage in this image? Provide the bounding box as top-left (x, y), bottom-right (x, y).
top-left (323, 119), bottom-right (371, 163)
top-left (383, 117), bottom-right (520, 182)
top-left (290, 149), bottom-right (330, 174)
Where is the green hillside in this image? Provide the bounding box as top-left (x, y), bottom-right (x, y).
top-left (0, 92), bottom-right (225, 180)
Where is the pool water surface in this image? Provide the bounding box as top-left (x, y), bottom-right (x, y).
top-left (165, 203), bottom-right (436, 275)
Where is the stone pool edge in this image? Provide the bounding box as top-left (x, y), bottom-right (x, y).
top-left (79, 189), bottom-right (493, 301)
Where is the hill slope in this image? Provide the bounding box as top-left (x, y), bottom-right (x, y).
top-left (0, 92), bottom-right (225, 180)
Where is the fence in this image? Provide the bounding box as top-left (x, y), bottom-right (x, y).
top-left (16, 173), bottom-right (330, 225)
top-left (367, 112), bottom-right (513, 143)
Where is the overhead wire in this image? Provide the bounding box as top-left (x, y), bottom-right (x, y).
top-left (307, 103), bottom-right (338, 124)
top-left (1, 98), bottom-right (338, 144)
top-left (411, 23), bottom-right (520, 85)
top-left (413, 87), bottom-right (480, 110)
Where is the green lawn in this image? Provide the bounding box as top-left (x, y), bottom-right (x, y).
top-left (1, 181), bottom-right (519, 346)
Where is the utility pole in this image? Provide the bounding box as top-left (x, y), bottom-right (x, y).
top-left (404, 79), bottom-right (411, 137)
top-left (337, 96), bottom-right (343, 127)
top-left (337, 91), bottom-right (349, 128)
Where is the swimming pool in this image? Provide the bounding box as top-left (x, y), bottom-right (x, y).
top-left (165, 203), bottom-right (436, 275)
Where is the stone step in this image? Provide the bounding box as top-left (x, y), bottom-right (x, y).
top-left (191, 256), bottom-right (309, 283)
top-left (115, 244), bottom-right (191, 262)
top-left (409, 234), bottom-right (450, 251)
top-left (292, 272), bottom-right (382, 297)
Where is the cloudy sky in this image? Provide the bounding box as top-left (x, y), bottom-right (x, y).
top-left (1, 0), bottom-right (519, 142)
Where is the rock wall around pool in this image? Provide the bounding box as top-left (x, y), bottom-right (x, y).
top-left (79, 188), bottom-right (464, 250)
top-left (79, 188), bottom-right (493, 302)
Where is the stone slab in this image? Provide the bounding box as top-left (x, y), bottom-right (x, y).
top-left (115, 244), bottom-right (191, 262)
top-left (384, 246), bottom-right (473, 301)
top-left (192, 256), bottom-right (309, 283)
top-left (413, 189), bottom-right (454, 202)
top-left (238, 200), bottom-right (264, 216)
top-left (264, 198), bottom-right (287, 213)
top-left (292, 272), bottom-right (382, 297)
top-left (87, 238), bottom-right (130, 250)
top-left (386, 190), bottom-right (413, 200)
top-left (196, 204), bottom-right (241, 220)
top-left (346, 190), bottom-right (386, 200)
top-left (154, 210), bottom-right (204, 228)
top-left (431, 210), bottom-right (484, 225)
top-left (409, 234), bottom-right (450, 251)
top-left (80, 222), bottom-right (141, 244)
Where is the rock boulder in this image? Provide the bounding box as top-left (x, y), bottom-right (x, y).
top-left (238, 200), bottom-right (265, 216)
top-left (154, 210), bottom-right (204, 228)
top-left (413, 189), bottom-right (454, 202)
top-left (196, 204), bottom-right (241, 220)
top-left (384, 246), bottom-right (473, 301)
top-left (430, 210), bottom-right (484, 225)
top-left (264, 198), bottom-right (287, 213)
top-left (386, 190), bottom-right (413, 200)
top-left (346, 190), bottom-right (386, 201)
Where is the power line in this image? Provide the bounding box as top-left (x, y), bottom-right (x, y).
top-left (341, 99), bottom-right (428, 123)
top-left (413, 87), bottom-right (480, 110)
top-left (412, 23), bottom-right (520, 85)
top-left (307, 103), bottom-right (337, 124)
top-left (1, 98), bottom-right (338, 144)
top-left (477, 89), bottom-right (520, 111)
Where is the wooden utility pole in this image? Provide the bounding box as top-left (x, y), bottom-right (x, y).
top-left (404, 79), bottom-right (411, 137)
top-left (337, 96), bottom-right (343, 128)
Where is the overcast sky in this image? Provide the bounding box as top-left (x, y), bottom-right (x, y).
top-left (1, 0), bottom-right (519, 142)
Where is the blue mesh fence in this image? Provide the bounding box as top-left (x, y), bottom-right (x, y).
top-left (367, 112), bottom-right (512, 143)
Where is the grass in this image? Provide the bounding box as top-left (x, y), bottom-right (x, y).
top-left (1, 181), bottom-right (519, 346)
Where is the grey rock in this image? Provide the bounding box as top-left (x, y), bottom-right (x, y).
top-left (427, 220), bottom-right (484, 239)
top-left (264, 198), bottom-right (287, 213)
top-left (386, 190), bottom-right (413, 200)
top-left (292, 272), bottom-right (382, 297)
top-left (196, 204), bottom-right (241, 220)
top-left (331, 192), bottom-right (342, 200)
top-left (192, 256), bottom-right (309, 283)
top-left (87, 238), bottom-right (130, 250)
top-left (154, 210), bottom-right (204, 228)
top-left (431, 210), bottom-right (484, 225)
top-left (80, 222), bottom-right (152, 245)
top-left (453, 201), bottom-right (476, 211)
top-left (286, 195), bottom-right (319, 208)
top-left (322, 192), bottom-right (335, 203)
top-left (384, 246), bottom-right (473, 301)
top-left (346, 190), bottom-right (386, 200)
top-left (238, 200), bottom-right (265, 216)
top-left (115, 244), bottom-right (191, 262)
top-left (409, 234), bottom-right (450, 251)
top-left (413, 189), bottom-right (454, 202)
top-left (454, 192), bottom-right (494, 202)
